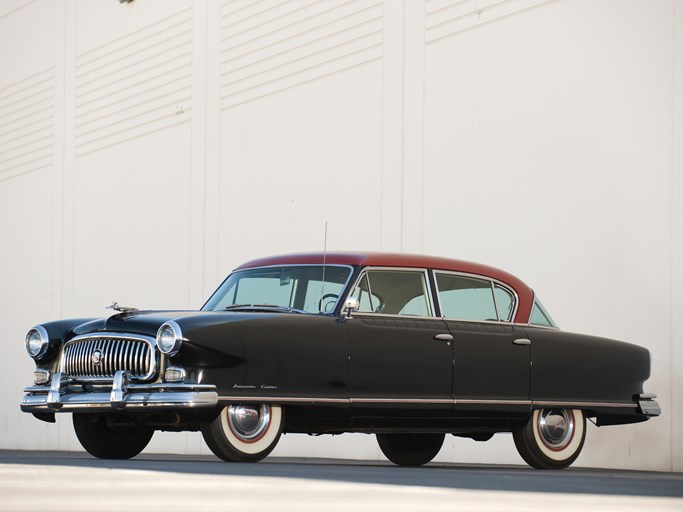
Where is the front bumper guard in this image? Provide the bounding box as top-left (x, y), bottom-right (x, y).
top-left (21, 371), bottom-right (218, 413)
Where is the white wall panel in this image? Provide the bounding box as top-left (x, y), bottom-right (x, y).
top-left (75, 0), bottom-right (191, 55)
top-left (426, 0), bottom-right (556, 43)
top-left (0, 0), bottom-right (58, 450)
top-left (71, 125), bottom-right (193, 315)
top-left (0, 169), bottom-right (55, 449)
top-left (74, 5), bottom-right (193, 156)
top-left (0, 0), bottom-right (55, 182)
top-left (0, 0), bottom-right (54, 79)
top-left (0, 68), bottom-right (54, 181)
top-left (220, 0), bottom-right (382, 109)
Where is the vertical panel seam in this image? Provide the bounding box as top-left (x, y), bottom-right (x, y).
top-left (400, 0), bottom-right (406, 252)
top-left (670, 0), bottom-right (677, 474)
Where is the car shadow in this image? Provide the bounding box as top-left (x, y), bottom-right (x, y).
top-left (1, 450), bottom-right (681, 498)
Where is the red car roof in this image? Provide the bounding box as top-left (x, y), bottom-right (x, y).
top-left (236, 252), bottom-right (533, 322)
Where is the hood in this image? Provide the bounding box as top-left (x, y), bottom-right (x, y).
top-left (72, 311), bottom-right (208, 338)
top-left (70, 309), bottom-right (288, 339)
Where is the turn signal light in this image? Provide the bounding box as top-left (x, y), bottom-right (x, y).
top-left (164, 366), bottom-right (186, 383)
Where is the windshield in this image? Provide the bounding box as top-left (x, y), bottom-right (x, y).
top-left (202, 265), bottom-right (353, 314)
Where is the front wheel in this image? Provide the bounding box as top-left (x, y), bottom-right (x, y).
top-left (72, 413), bottom-right (154, 459)
top-left (201, 404), bottom-right (284, 462)
top-left (377, 433), bottom-right (445, 466)
top-left (513, 408), bottom-right (586, 469)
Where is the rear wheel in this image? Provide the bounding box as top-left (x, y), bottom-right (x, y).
top-left (201, 404), bottom-right (283, 462)
top-left (376, 433), bottom-right (445, 466)
top-left (72, 413), bottom-right (154, 459)
top-left (513, 408), bottom-right (586, 469)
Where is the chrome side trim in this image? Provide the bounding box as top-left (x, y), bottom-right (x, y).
top-left (351, 398), bottom-right (453, 404)
top-left (456, 399), bottom-right (532, 406)
top-left (218, 396), bottom-right (349, 404)
top-left (25, 382), bottom-right (644, 413)
top-left (517, 322), bottom-right (559, 331)
top-left (214, 396), bottom-right (643, 410)
top-left (533, 401), bottom-right (638, 409)
top-left (350, 313), bottom-right (448, 322)
top-left (217, 397), bottom-right (526, 406)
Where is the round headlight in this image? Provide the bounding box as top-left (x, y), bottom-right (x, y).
top-left (157, 321), bottom-right (183, 355)
top-left (25, 326), bottom-right (49, 358)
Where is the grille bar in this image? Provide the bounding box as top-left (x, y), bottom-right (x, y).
top-left (61, 335), bottom-right (156, 381)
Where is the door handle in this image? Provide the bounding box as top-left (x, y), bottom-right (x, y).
top-left (512, 338), bottom-right (531, 345)
top-left (434, 333), bottom-right (453, 342)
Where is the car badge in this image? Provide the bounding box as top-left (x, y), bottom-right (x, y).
top-left (92, 350), bottom-right (102, 365)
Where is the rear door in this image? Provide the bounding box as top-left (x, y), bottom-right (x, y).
top-left (434, 271), bottom-right (531, 413)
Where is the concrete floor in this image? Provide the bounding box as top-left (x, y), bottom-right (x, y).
top-left (1, 450), bottom-right (682, 511)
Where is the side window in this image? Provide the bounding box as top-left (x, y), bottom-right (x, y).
top-left (350, 270), bottom-right (433, 317)
top-left (493, 284), bottom-right (515, 322)
top-left (353, 273), bottom-right (382, 312)
top-left (530, 299), bottom-right (557, 327)
top-left (436, 273), bottom-right (515, 322)
top-left (436, 274), bottom-right (496, 321)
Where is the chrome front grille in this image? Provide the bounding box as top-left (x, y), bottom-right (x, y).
top-left (61, 335), bottom-right (156, 381)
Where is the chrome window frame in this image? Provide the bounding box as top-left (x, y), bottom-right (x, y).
top-left (202, 264), bottom-right (356, 314)
top-left (432, 270), bottom-right (519, 324)
top-left (59, 333), bottom-right (157, 382)
top-left (343, 267), bottom-right (438, 319)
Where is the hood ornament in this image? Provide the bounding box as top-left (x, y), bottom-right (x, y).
top-left (106, 301), bottom-right (139, 313)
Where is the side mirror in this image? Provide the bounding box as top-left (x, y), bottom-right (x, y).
top-left (344, 297), bottom-right (359, 318)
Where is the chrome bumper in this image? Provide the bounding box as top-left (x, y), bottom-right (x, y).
top-left (21, 371), bottom-right (218, 413)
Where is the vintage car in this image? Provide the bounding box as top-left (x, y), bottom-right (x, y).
top-left (20, 252), bottom-right (660, 469)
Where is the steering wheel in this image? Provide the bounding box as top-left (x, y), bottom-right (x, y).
top-left (318, 293), bottom-right (339, 313)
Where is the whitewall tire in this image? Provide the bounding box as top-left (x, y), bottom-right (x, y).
top-left (201, 404), bottom-right (284, 462)
top-left (513, 408), bottom-right (586, 469)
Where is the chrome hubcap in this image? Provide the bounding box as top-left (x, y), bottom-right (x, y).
top-left (538, 409), bottom-right (574, 450)
top-left (227, 404), bottom-right (271, 441)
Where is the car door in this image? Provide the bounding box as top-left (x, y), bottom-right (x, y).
top-left (434, 271), bottom-right (531, 413)
top-left (345, 268), bottom-right (453, 408)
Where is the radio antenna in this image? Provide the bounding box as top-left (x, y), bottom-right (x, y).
top-left (320, 221), bottom-right (328, 311)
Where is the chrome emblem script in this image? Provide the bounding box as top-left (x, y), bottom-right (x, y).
top-left (92, 350), bottom-right (102, 365)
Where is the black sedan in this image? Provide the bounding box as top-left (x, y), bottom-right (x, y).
top-left (20, 252), bottom-right (660, 469)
